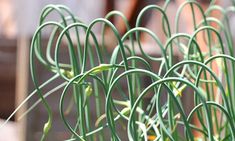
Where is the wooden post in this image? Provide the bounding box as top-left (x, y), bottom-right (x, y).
top-left (15, 36), bottom-right (29, 141)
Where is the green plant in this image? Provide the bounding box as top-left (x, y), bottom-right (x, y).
top-left (2, 0), bottom-right (235, 140)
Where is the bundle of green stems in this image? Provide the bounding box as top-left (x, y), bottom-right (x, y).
top-left (2, 1), bottom-right (235, 140)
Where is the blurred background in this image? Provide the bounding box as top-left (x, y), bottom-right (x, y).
top-left (0, 0), bottom-right (233, 140)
